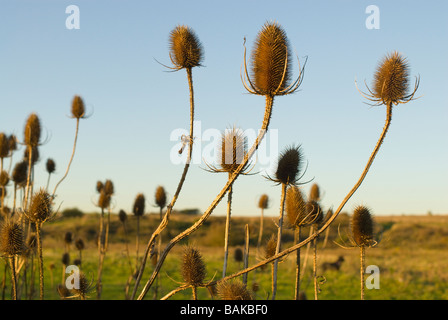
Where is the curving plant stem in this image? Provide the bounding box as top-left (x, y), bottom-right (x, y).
top-left (222, 179), bottom-right (233, 278)
top-left (294, 227), bottom-right (302, 300)
top-left (360, 246), bottom-right (366, 300)
top-left (136, 96), bottom-right (274, 300)
top-left (210, 102), bottom-right (394, 287)
top-left (272, 183), bottom-right (287, 300)
top-left (131, 67), bottom-right (196, 299)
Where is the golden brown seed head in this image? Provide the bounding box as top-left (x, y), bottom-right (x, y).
top-left (29, 189), bottom-right (53, 223)
top-left (24, 146), bottom-right (40, 165)
top-left (251, 21), bottom-right (291, 96)
top-left (8, 134), bottom-right (17, 153)
top-left (181, 246), bottom-right (206, 286)
top-left (96, 181), bottom-right (104, 193)
top-left (12, 160), bottom-right (28, 187)
top-left (46, 158), bottom-right (56, 174)
top-left (265, 234), bottom-right (277, 259)
top-left (0, 171), bottom-right (9, 187)
top-left (0, 133), bottom-right (9, 158)
top-left (286, 185), bottom-right (308, 228)
top-left (75, 238), bottom-right (85, 251)
top-left (71, 95), bottom-right (86, 119)
top-left (309, 183), bottom-right (320, 202)
top-left (218, 127), bottom-right (248, 174)
top-left (169, 25), bottom-right (203, 69)
top-left (258, 194), bottom-right (269, 210)
top-left (274, 145), bottom-right (303, 185)
top-left (133, 193), bottom-right (145, 217)
top-left (373, 51), bottom-right (410, 105)
top-left (351, 205), bottom-right (374, 247)
top-left (0, 221), bottom-right (25, 256)
top-left (217, 279), bottom-right (252, 300)
top-left (118, 209), bottom-right (127, 223)
top-left (24, 113), bottom-right (41, 147)
top-left (97, 189), bottom-right (111, 210)
top-left (306, 200), bottom-right (323, 226)
top-left (103, 179), bottom-right (114, 196)
top-left (155, 186), bottom-right (167, 209)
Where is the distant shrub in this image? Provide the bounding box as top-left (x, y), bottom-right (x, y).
top-left (62, 207), bottom-right (84, 218)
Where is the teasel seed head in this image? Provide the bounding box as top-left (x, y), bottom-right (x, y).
top-left (154, 186), bottom-right (167, 209)
top-left (64, 231), bottom-right (73, 245)
top-left (218, 127), bottom-right (249, 174)
top-left (62, 252), bottom-right (70, 265)
top-left (28, 188), bottom-right (53, 224)
top-left (286, 185), bottom-right (309, 228)
top-left (272, 145), bottom-right (304, 185)
top-left (70, 271), bottom-right (94, 299)
top-left (103, 179), bottom-right (114, 196)
top-left (24, 113), bottom-right (41, 147)
top-left (234, 247), bottom-right (243, 263)
top-left (118, 209), bottom-right (127, 224)
top-left (181, 246), bottom-right (206, 286)
top-left (8, 134), bottom-right (17, 153)
top-left (12, 160), bottom-right (28, 187)
top-left (169, 25), bottom-right (203, 70)
top-left (250, 21), bottom-right (292, 96)
top-left (217, 279), bottom-right (252, 300)
top-left (265, 234), bottom-right (277, 259)
top-left (75, 238), bottom-right (85, 251)
top-left (258, 194), bottom-right (269, 210)
top-left (0, 133), bottom-right (9, 158)
top-left (309, 183), bottom-right (320, 202)
top-left (306, 200), bottom-right (323, 226)
top-left (24, 145), bottom-right (40, 165)
top-left (0, 221), bottom-right (25, 256)
top-left (351, 205), bottom-right (374, 247)
top-left (46, 158), bottom-right (56, 174)
top-left (97, 189), bottom-right (111, 210)
top-left (0, 170), bottom-right (9, 187)
top-left (71, 95), bottom-right (86, 119)
top-left (132, 193), bottom-right (145, 217)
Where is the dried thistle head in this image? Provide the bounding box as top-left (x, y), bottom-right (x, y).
top-left (234, 247), bottom-right (243, 263)
top-left (270, 145), bottom-right (305, 185)
top-left (28, 189), bottom-right (53, 224)
top-left (24, 113), bottom-right (41, 147)
top-left (75, 238), bottom-right (85, 251)
top-left (132, 193), bottom-right (145, 217)
top-left (46, 158), bottom-right (56, 174)
top-left (64, 231), bottom-right (73, 245)
top-left (103, 180), bottom-right (114, 196)
top-left (305, 200), bottom-right (323, 226)
top-left (0, 133), bottom-right (9, 158)
top-left (309, 183), bottom-right (320, 202)
top-left (286, 185), bottom-right (309, 228)
top-left (0, 221), bottom-right (25, 256)
top-left (71, 95), bottom-right (86, 119)
top-left (12, 160), bottom-right (28, 187)
top-left (8, 134), bottom-right (17, 153)
top-left (155, 186), bottom-right (167, 209)
top-left (0, 170), bottom-right (9, 187)
top-left (265, 234), bottom-right (277, 259)
top-left (217, 279), bottom-right (252, 300)
top-left (118, 209), bottom-right (127, 224)
top-left (181, 246), bottom-right (206, 286)
top-left (97, 189), bottom-right (111, 210)
top-left (351, 205), bottom-right (374, 247)
top-left (70, 271), bottom-right (94, 299)
top-left (96, 181), bottom-right (104, 193)
top-left (357, 51), bottom-right (419, 106)
top-left (219, 127), bottom-right (248, 174)
top-left (169, 25), bottom-right (203, 70)
top-left (258, 194), bottom-right (269, 210)
top-left (62, 252), bottom-right (70, 265)
top-left (24, 145), bottom-right (40, 165)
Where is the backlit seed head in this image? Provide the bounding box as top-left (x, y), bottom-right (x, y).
top-left (217, 279), bottom-right (252, 300)
top-left (28, 189), bottom-right (53, 223)
top-left (258, 194), bottom-right (269, 210)
top-left (24, 113), bottom-right (41, 147)
top-left (0, 221), bottom-right (25, 256)
top-left (118, 209), bottom-right (127, 224)
top-left (96, 181), bottom-right (104, 193)
top-left (24, 146), bottom-right (40, 166)
top-left (103, 180), bottom-right (114, 196)
top-left (306, 200), bottom-right (323, 226)
top-left (169, 25), bottom-right (203, 69)
top-left (181, 246), bottom-right (206, 286)
top-left (70, 271), bottom-right (94, 298)
top-left (46, 158), bottom-right (56, 174)
top-left (265, 234), bottom-right (277, 259)
top-left (71, 95), bottom-right (86, 119)
top-left (351, 205), bottom-right (374, 247)
top-left (373, 51), bottom-right (410, 105)
top-left (309, 183), bottom-right (320, 202)
top-left (8, 135), bottom-right (17, 153)
top-left (0, 133), bottom-right (9, 158)
top-left (251, 21), bottom-right (291, 96)
top-left (12, 160), bottom-right (28, 187)
top-left (133, 193), bottom-right (145, 217)
top-left (286, 185), bottom-right (309, 228)
top-left (218, 127), bottom-right (248, 174)
top-left (274, 145), bottom-right (304, 185)
top-left (155, 186), bottom-right (167, 209)
top-left (97, 189), bottom-right (111, 210)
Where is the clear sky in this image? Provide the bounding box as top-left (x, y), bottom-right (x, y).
top-left (0, 0), bottom-right (447, 217)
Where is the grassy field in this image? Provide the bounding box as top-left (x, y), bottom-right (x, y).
top-left (6, 212), bottom-right (448, 300)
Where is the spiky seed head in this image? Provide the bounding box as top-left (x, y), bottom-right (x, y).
top-left (12, 160), bottom-right (28, 187)
top-left (217, 279), bottom-right (252, 300)
top-left (96, 181), bottom-right (103, 193)
top-left (275, 145), bottom-right (303, 185)
top-left (97, 189), bottom-right (111, 210)
top-left (70, 271), bottom-right (94, 298)
top-left (234, 247), bottom-right (243, 263)
top-left (251, 21), bottom-right (292, 96)
top-left (62, 252), bottom-right (70, 265)
top-left (24, 113), bottom-right (41, 147)
top-left (24, 146), bottom-right (40, 165)
top-left (133, 193), bottom-right (145, 217)
top-left (306, 200), bottom-right (323, 226)
top-left (75, 238), bottom-right (85, 251)
top-left (181, 246), bottom-right (206, 286)
top-left (309, 183), bottom-right (320, 202)
top-left (27, 234), bottom-right (37, 254)
top-left (103, 179), bottom-right (114, 196)
top-left (8, 135), bottom-right (17, 153)
top-left (169, 25), bottom-right (203, 69)
top-left (0, 133), bottom-right (9, 158)
top-left (64, 232), bottom-right (73, 245)
top-left (28, 189), bottom-right (53, 223)
top-left (118, 209), bottom-right (127, 223)
top-left (218, 127), bottom-right (248, 174)
top-left (0, 221), bottom-right (25, 256)
top-left (373, 51), bottom-right (410, 105)
top-left (351, 205), bottom-right (374, 247)
top-left (73, 258), bottom-right (81, 266)
top-left (155, 186), bottom-right (167, 209)
top-left (71, 95), bottom-right (86, 119)
top-left (265, 234), bottom-right (277, 259)
top-left (46, 158), bottom-right (56, 174)
top-left (286, 185), bottom-right (308, 228)
top-left (258, 194), bottom-right (269, 210)
top-left (0, 171), bottom-right (9, 187)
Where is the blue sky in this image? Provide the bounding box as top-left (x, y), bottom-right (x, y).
top-left (0, 0), bottom-right (447, 217)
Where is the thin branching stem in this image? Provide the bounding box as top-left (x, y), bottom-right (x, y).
top-left (272, 183), bottom-right (287, 300)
